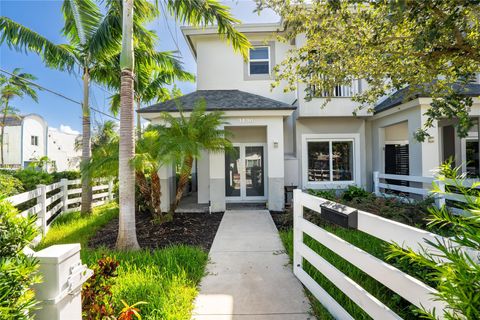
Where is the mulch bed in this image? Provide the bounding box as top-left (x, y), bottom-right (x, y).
top-left (88, 211), bottom-right (224, 251)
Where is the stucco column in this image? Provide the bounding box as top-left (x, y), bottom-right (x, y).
top-left (197, 150), bottom-right (210, 204)
top-left (209, 151), bottom-right (225, 212)
top-left (267, 119), bottom-right (285, 211)
top-left (158, 164), bottom-right (176, 212)
top-left (407, 106), bottom-right (441, 177)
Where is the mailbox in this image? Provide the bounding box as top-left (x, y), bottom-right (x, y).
top-left (319, 200), bottom-right (358, 229)
top-left (33, 244), bottom-right (93, 320)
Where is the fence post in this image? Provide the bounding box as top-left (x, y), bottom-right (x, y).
top-left (61, 179), bottom-right (68, 213)
top-left (293, 189), bottom-right (303, 276)
top-left (434, 179), bottom-right (446, 208)
top-left (37, 184), bottom-right (47, 236)
top-left (373, 171), bottom-right (380, 196)
top-left (108, 180), bottom-right (114, 201)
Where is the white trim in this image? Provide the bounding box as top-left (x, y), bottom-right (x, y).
top-left (248, 46), bottom-right (271, 76)
top-left (140, 109), bottom-right (294, 121)
top-left (384, 140), bottom-right (409, 145)
top-left (301, 133), bottom-right (361, 189)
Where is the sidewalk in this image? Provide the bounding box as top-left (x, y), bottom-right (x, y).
top-left (192, 210), bottom-right (314, 320)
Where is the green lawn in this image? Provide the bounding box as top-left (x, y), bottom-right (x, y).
top-left (36, 203), bottom-right (208, 320)
top-left (280, 220), bottom-right (421, 320)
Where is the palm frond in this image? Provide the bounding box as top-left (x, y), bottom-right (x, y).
top-left (164, 0), bottom-right (251, 58)
top-left (62, 0), bottom-right (102, 45)
top-left (0, 17), bottom-right (77, 71)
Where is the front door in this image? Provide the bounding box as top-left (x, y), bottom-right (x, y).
top-left (225, 143), bottom-right (266, 201)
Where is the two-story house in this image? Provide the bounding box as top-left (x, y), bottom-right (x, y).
top-left (139, 21), bottom-right (480, 213)
top-left (1, 113), bottom-right (81, 172)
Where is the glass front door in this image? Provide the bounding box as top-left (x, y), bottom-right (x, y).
top-left (225, 144), bottom-right (266, 201)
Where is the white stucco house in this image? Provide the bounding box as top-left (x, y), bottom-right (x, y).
top-left (138, 21), bottom-right (480, 213)
top-left (1, 114), bottom-right (81, 172)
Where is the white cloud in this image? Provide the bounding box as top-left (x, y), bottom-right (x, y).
top-left (59, 125), bottom-right (80, 135)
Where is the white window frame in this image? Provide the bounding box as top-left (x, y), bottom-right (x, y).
top-left (31, 135), bottom-right (39, 146)
top-left (248, 46), bottom-right (270, 76)
top-left (302, 133), bottom-right (361, 189)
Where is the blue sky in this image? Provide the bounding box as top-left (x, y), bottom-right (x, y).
top-left (0, 0), bottom-right (278, 132)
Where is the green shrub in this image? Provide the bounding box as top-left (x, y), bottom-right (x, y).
top-left (51, 170), bottom-right (81, 182)
top-left (341, 185), bottom-right (372, 202)
top-left (0, 172), bottom-right (24, 196)
top-left (0, 198), bottom-right (40, 319)
top-left (12, 169), bottom-right (53, 191)
top-left (388, 167), bottom-right (480, 319)
top-left (308, 189), bottom-right (337, 201)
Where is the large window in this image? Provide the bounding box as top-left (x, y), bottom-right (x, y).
top-left (304, 135), bottom-right (358, 187)
top-left (249, 46), bottom-right (270, 75)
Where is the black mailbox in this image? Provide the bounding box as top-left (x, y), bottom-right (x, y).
top-left (319, 200), bottom-right (358, 229)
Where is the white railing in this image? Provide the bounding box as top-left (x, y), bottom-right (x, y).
top-left (373, 171), bottom-right (479, 214)
top-left (311, 79), bottom-right (362, 98)
top-left (293, 189), bottom-right (448, 319)
top-left (6, 178), bottom-right (114, 238)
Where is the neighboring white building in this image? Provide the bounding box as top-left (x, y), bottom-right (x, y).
top-left (1, 114), bottom-right (81, 172)
top-left (139, 21), bottom-right (480, 212)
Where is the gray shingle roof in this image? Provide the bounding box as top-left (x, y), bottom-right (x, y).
top-left (138, 90), bottom-right (296, 113)
top-left (375, 83), bottom-right (480, 113)
top-left (3, 115), bottom-right (24, 126)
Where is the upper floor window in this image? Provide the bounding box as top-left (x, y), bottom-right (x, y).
top-left (31, 135), bottom-right (39, 146)
top-left (249, 46), bottom-right (270, 75)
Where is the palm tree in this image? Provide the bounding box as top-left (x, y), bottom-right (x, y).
top-left (115, 0), bottom-right (249, 249)
top-left (117, 0), bottom-right (140, 249)
top-left (158, 101), bottom-right (233, 213)
top-left (0, 69), bottom-right (40, 165)
top-left (0, 0), bottom-right (157, 215)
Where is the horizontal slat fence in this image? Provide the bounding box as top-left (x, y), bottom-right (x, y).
top-left (373, 171), bottom-right (480, 214)
top-left (6, 178), bottom-right (114, 238)
top-left (293, 189), bottom-right (448, 320)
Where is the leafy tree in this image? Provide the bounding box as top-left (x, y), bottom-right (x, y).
top-left (0, 198), bottom-right (40, 319)
top-left (158, 101), bottom-right (233, 213)
top-left (388, 163), bottom-right (480, 319)
top-left (115, 0), bottom-right (250, 249)
top-left (0, 69), bottom-right (40, 165)
top-left (256, 0), bottom-right (480, 140)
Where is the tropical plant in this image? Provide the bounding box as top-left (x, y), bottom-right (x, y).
top-left (27, 155), bottom-right (55, 172)
top-left (85, 127), bottom-right (166, 220)
top-left (0, 171), bottom-right (23, 196)
top-left (388, 164), bottom-right (480, 319)
top-left (158, 101), bottom-right (233, 213)
top-left (0, 68), bottom-right (40, 165)
top-left (256, 0), bottom-right (480, 140)
top-left (0, 197), bottom-right (40, 319)
top-left (82, 256), bottom-right (119, 320)
top-left (0, 0), bottom-right (158, 215)
top-left (115, 0), bottom-right (250, 249)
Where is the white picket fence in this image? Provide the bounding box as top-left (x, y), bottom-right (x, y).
top-left (293, 189), bottom-right (448, 320)
top-left (6, 178), bottom-right (114, 237)
top-left (373, 172), bottom-right (480, 214)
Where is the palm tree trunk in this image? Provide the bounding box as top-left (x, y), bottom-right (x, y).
top-left (136, 98), bottom-right (142, 140)
top-left (116, 0), bottom-right (139, 250)
top-left (1, 101), bottom-right (8, 165)
top-left (171, 155), bottom-right (194, 213)
top-left (135, 170), bottom-right (151, 210)
top-left (81, 68), bottom-right (93, 215)
top-left (151, 170), bottom-right (162, 216)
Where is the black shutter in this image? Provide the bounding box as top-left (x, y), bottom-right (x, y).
top-left (385, 144), bottom-right (410, 189)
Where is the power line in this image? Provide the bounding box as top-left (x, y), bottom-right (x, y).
top-left (0, 68), bottom-right (118, 121)
top-left (158, 0), bottom-right (181, 55)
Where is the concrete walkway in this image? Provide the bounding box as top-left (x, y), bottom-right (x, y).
top-left (192, 210), bottom-right (314, 320)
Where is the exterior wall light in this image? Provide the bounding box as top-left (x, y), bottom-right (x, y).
top-left (273, 141), bottom-right (279, 148)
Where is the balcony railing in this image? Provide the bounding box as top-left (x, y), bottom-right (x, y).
top-left (309, 79), bottom-right (362, 98)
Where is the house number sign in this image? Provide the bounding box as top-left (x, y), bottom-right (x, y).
top-left (239, 118), bottom-right (254, 123)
